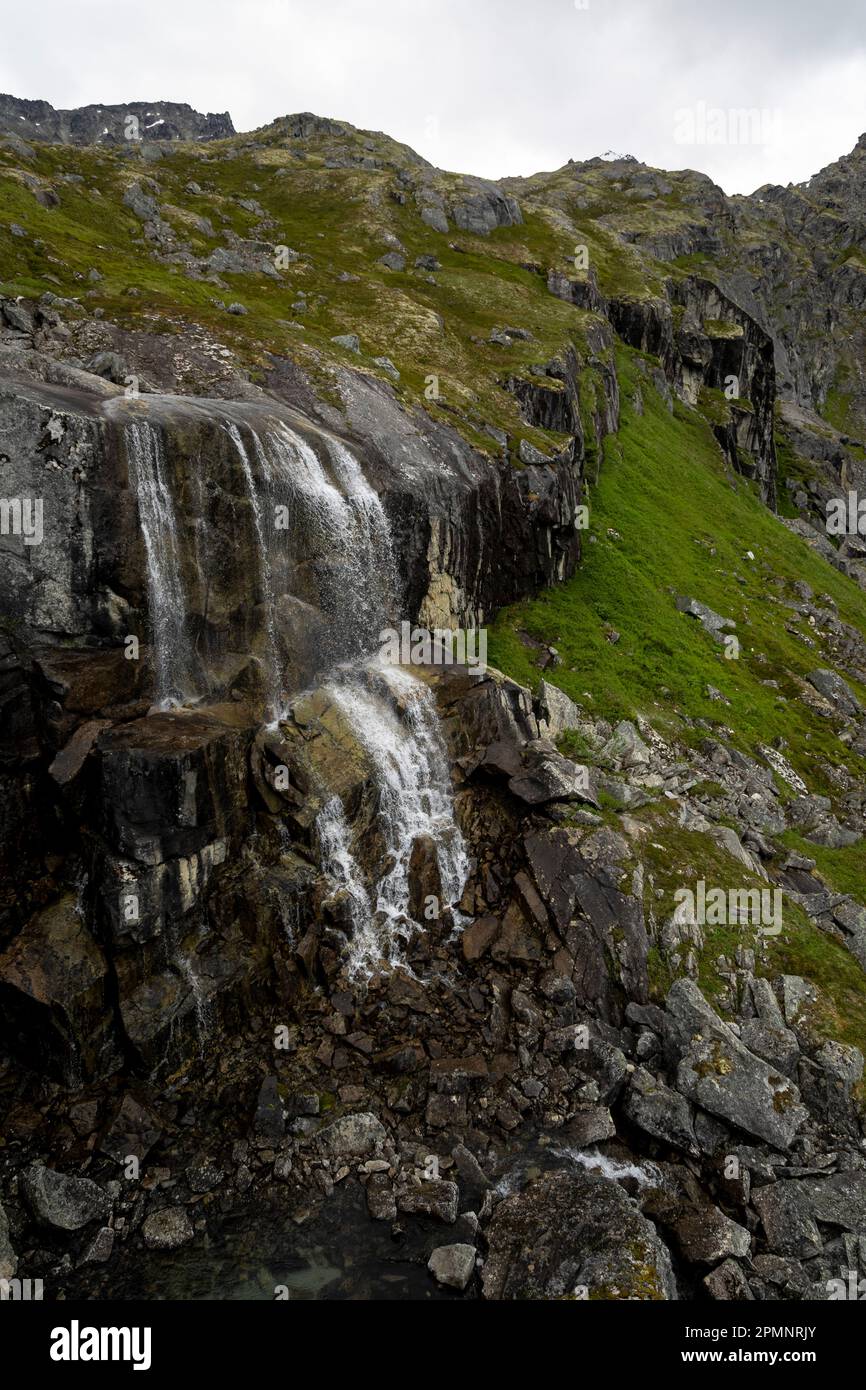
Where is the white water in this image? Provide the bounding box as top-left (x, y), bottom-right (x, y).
top-left (552, 1145), bottom-right (661, 1188)
top-left (315, 796), bottom-right (378, 962)
top-left (226, 422), bottom-right (283, 721)
top-left (324, 661), bottom-right (470, 978)
top-left (125, 407), bottom-right (468, 977)
top-left (493, 1146), bottom-right (662, 1200)
top-left (126, 421), bottom-right (193, 707)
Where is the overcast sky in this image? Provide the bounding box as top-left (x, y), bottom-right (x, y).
top-left (1, 0), bottom-right (864, 193)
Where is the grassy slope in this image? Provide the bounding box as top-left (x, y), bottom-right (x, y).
top-left (490, 347), bottom-right (866, 790)
top-left (489, 347), bottom-right (866, 1056)
top-left (0, 135), bottom-right (607, 459)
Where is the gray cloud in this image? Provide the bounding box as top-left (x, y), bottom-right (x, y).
top-left (1, 0), bottom-right (864, 192)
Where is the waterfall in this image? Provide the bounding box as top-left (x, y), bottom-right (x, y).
top-left (124, 403), bottom-right (468, 977)
top-left (262, 422), bottom-right (398, 658)
top-left (315, 796), bottom-right (378, 964)
top-left (226, 422), bottom-right (283, 721)
top-left (324, 436), bottom-right (400, 634)
top-left (126, 421), bottom-right (193, 708)
top-left (323, 660), bottom-right (470, 978)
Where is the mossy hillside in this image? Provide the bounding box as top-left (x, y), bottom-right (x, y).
top-left (488, 346), bottom-right (866, 798)
top-left (622, 802), bottom-right (866, 1067)
top-left (0, 134), bottom-right (628, 460)
top-left (779, 830), bottom-right (866, 903)
top-left (4, 119), bottom-right (860, 455)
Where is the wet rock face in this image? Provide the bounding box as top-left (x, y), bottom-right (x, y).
top-left (95, 709), bottom-right (253, 867)
top-left (0, 370), bottom-right (124, 641)
top-left (611, 278), bottom-right (777, 507)
top-left (1, 355), bottom-right (584, 677)
top-left (546, 270), bottom-right (777, 507)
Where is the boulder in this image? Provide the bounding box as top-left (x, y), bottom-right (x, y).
top-left (524, 828), bottom-right (649, 1005)
top-left (428, 1243), bottom-right (476, 1290)
top-left (0, 894), bottom-right (116, 1085)
top-left (622, 1067), bottom-right (698, 1153)
top-left (671, 1205), bottom-right (751, 1265)
top-left (536, 680), bottom-right (584, 740)
top-left (807, 668), bottom-right (862, 718)
top-left (0, 1199), bottom-right (16, 1279)
top-left (751, 1182), bottom-right (823, 1258)
top-left (676, 596), bottom-right (736, 643)
top-left (508, 742), bottom-right (600, 807)
top-left (330, 333), bottom-right (361, 353)
top-left (100, 1094), bottom-right (164, 1164)
top-left (482, 1170), bottom-right (676, 1300)
top-left (704, 1259), bottom-right (754, 1299)
top-left (564, 1106), bottom-right (617, 1146)
top-left (315, 1112), bottom-right (388, 1159)
top-left (666, 979), bottom-right (807, 1149)
top-left (142, 1207), bottom-right (194, 1251)
top-left (22, 1166), bottom-right (112, 1232)
top-left (601, 720), bottom-right (651, 770)
top-left (253, 1076), bottom-right (285, 1141)
top-left (396, 1179), bottom-right (459, 1223)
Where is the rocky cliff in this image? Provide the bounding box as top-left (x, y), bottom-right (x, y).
top-left (2, 99), bottom-right (866, 1304)
top-left (0, 94), bottom-right (234, 146)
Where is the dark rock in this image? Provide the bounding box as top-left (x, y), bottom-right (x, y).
top-left (564, 1106), bottom-right (616, 1146)
top-left (142, 1207), bottom-right (194, 1250)
top-left (482, 1170), bottom-right (676, 1299)
top-left (101, 1094), bottom-right (163, 1165)
top-left (0, 895), bottom-right (116, 1085)
top-left (428, 1243), bottom-right (475, 1289)
top-left (396, 1179), bottom-right (459, 1223)
top-left (22, 1165), bottom-right (112, 1231)
top-left (666, 979), bottom-right (808, 1149)
top-left (316, 1112), bottom-right (388, 1158)
top-left (671, 1205), bottom-right (751, 1264)
top-left (704, 1258), bottom-right (755, 1299)
top-left (622, 1067), bottom-right (698, 1154)
top-left (253, 1076), bottom-right (284, 1141)
top-left (0, 1199), bottom-right (16, 1279)
top-left (751, 1182), bottom-right (823, 1258)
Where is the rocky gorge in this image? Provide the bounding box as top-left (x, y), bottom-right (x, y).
top-left (2, 96), bottom-right (866, 1303)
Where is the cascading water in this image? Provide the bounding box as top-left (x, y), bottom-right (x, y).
top-left (126, 421), bottom-right (193, 707)
top-left (226, 422), bottom-right (283, 722)
top-left (323, 660), bottom-right (470, 977)
top-left (315, 796), bottom-right (377, 959)
top-left (125, 403), bottom-right (469, 976)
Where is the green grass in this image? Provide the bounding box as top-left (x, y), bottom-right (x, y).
top-left (0, 136), bottom-right (624, 461)
top-left (780, 831), bottom-right (866, 901)
top-left (635, 804), bottom-right (866, 1065)
top-left (489, 346), bottom-right (866, 798)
